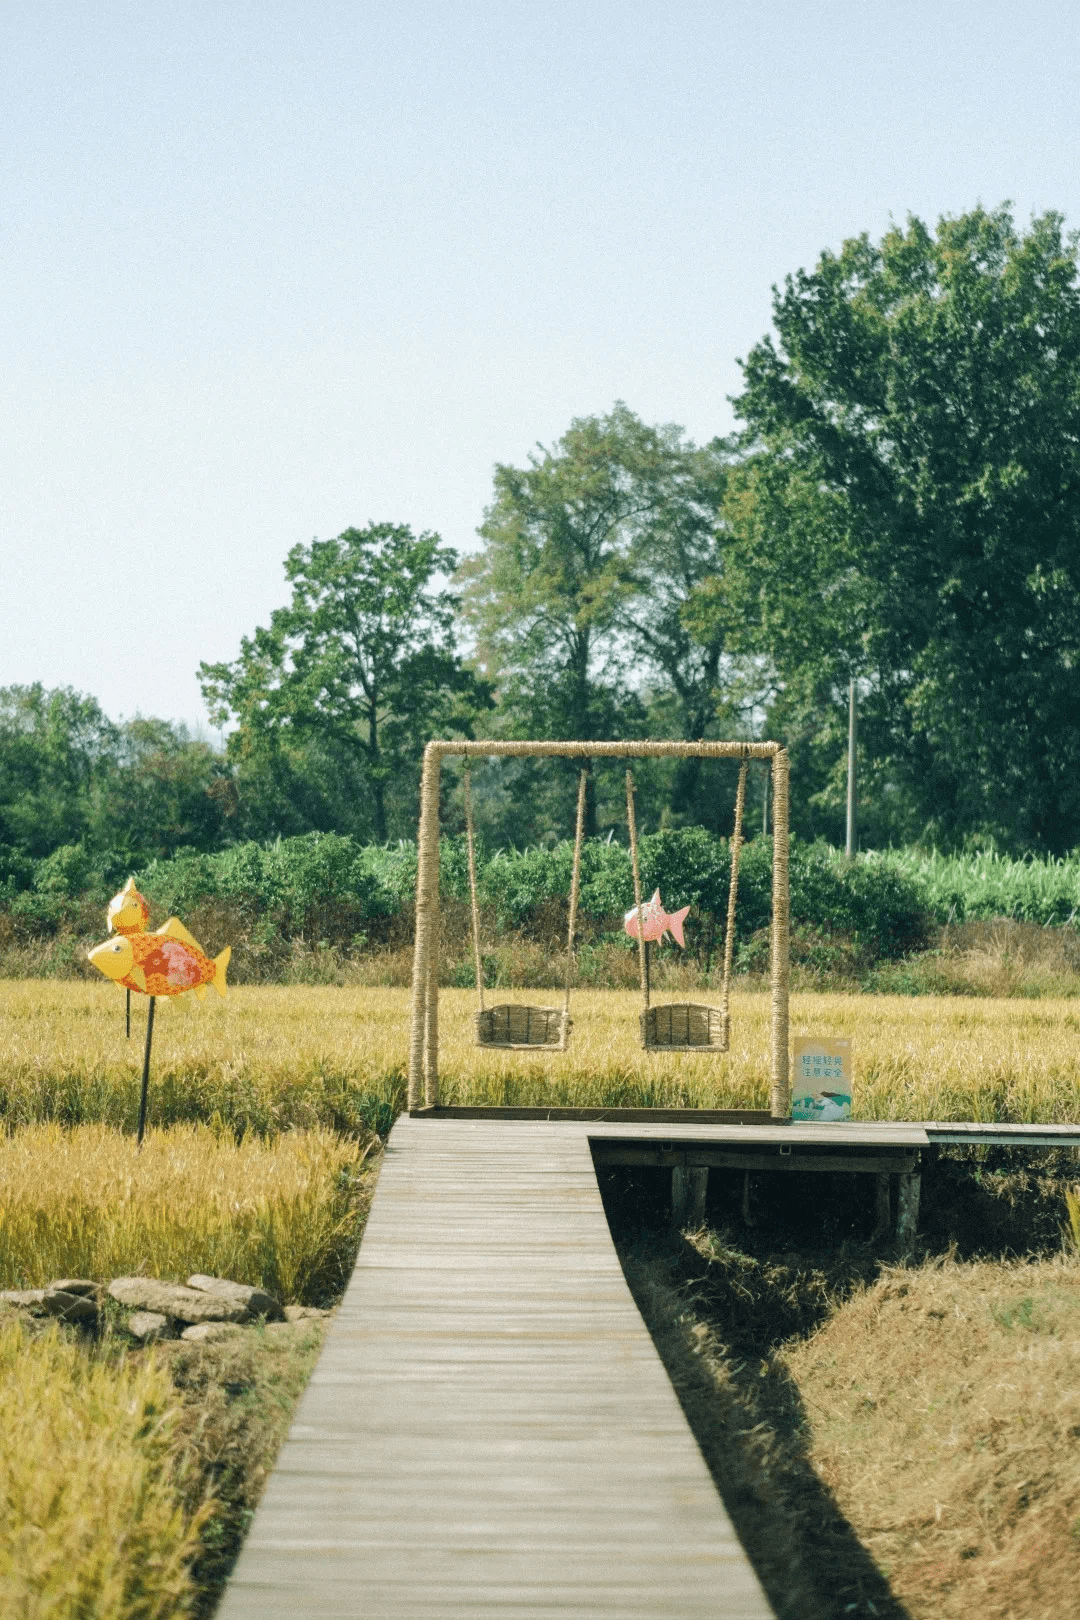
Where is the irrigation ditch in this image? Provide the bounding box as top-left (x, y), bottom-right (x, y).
top-left (598, 1146), bottom-right (1080, 1620)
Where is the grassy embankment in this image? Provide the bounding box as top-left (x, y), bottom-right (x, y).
top-left (621, 1224), bottom-right (1080, 1620)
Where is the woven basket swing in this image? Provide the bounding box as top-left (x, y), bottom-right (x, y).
top-left (626, 762), bottom-right (747, 1053)
top-left (465, 766), bottom-right (587, 1051)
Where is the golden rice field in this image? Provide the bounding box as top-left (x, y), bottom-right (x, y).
top-left (0, 1316), bottom-right (208, 1619)
top-left (0, 1123), bottom-right (369, 1300)
top-left (2, 979), bottom-right (1079, 1128)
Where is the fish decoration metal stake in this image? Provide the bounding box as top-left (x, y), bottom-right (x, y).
top-left (106, 878), bottom-right (151, 1037)
top-left (90, 882), bottom-right (231, 1145)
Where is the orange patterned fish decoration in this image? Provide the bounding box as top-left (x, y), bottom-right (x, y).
top-left (88, 918), bottom-right (230, 1001)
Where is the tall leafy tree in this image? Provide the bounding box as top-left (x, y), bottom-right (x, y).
top-left (718, 205), bottom-right (1080, 851)
top-left (199, 524), bottom-right (489, 843)
top-left (459, 404), bottom-right (729, 835)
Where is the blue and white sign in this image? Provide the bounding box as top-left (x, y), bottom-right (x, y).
top-left (792, 1037), bottom-right (852, 1121)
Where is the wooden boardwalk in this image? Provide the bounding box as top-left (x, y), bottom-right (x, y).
top-left (217, 1116), bottom-right (775, 1619)
top-left (218, 1114), bottom-right (1079, 1618)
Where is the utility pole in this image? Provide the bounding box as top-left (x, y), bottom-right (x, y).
top-left (846, 677), bottom-right (857, 859)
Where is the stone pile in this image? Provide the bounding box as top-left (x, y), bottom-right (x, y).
top-left (0, 1274), bottom-right (329, 1341)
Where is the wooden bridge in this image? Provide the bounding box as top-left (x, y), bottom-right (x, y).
top-left (217, 1113), bottom-right (1080, 1619)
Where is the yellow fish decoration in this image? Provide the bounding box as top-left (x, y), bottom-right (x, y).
top-left (106, 877), bottom-right (151, 937)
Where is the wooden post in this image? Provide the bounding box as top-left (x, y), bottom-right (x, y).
top-left (136, 996), bottom-right (155, 1147)
top-left (873, 1173), bottom-right (891, 1238)
top-left (671, 1165), bottom-right (708, 1228)
top-left (741, 1170), bottom-right (755, 1226)
top-left (846, 678), bottom-right (857, 860)
top-left (769, 748), bottom-right (791, 1118)
top-left (409, 743), bottom-right (441, 1111)
top-left (126, 987), bottom-right (131, 1039)
top-left (896, 1168), bottom-right (921, 1248)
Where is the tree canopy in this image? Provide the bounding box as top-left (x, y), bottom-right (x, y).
top-left (0, 684), bottom-right (232, 884)
top-left (459, 403), bottom-right (732, 836)
top-left (199, 524), bottom-right (490, 843)
top-left (716, 205), bottom-right (1080, 851)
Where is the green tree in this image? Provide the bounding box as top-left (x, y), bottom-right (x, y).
top-left (717, 205), bottom-right (1080, 851)
top-left (459, 404), bottom-right (729, 836)
top-left (199, 524), bottom-right (489, 843)
top-left (0, 685), bottom-right (116, 863)
top-left (91, 718), bottom-right (235, 861)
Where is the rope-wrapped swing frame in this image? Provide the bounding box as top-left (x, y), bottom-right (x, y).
top-left (408, 740), bottom-right (791, 1117)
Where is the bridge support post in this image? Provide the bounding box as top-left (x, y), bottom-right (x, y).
top-left (672, 1165), bottom-right (708, 1228)
top-left (896, 1169), bottom-right (921, 1249)
top-left (873, 1173), bottom-right (891, 1239)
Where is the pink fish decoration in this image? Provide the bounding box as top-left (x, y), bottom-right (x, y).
top-left (624, 888), bottom-right (690, 948)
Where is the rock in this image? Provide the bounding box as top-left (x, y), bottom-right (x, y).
top-left (107, 1278), bottom-right (248, 1324)
top-left (128, 1311), bottom-right (172, 1342)
top-left (0, 1289), bottom-right (46, 1311)
top-left (186, 1275), bottom-right (284, 1321)
top-left (48, 1280), bottom-right (98, 1297)
top-left (43, 1289), bottom-right (98, 1323)
top-left (180, 1321), bottom-right (243, 1344)
top-left (283, 1305), bottom-right (329, 1321)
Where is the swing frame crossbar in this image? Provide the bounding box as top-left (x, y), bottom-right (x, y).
top-left (408, 740), bottom-right (792, 1119)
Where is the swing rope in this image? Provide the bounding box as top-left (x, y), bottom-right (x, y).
top-left (625, 771), bottom-right (649, 1013)
top-left (626, 760), bottom-right (748, 1050)
top-left (562, 769), bottom-right (588, 1031)
top-left (463, 763), bottom-right (588, 1048)
top-left (463, 765), bottom-right (485, 1014)
top-left (719, 761), bottom-right (748, 1037)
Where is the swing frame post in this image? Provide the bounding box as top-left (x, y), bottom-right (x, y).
top-left (408, 740), bottom-right (791, 1117)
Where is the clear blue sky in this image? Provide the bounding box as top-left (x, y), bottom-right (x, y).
top-left (4, 0), bottom-right (1079, 731)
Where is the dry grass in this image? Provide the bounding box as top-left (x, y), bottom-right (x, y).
top-left (784, 1255), bottom-right (1080, 1619)
top-left (4, 979), bottom-right (1080, 1127)
top-left (0, 1315), bottom-right (208, 1619)
top-left (0, 1123), bottom-right (373, 1303)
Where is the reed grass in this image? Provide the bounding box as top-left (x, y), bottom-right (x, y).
top-left (879, 846), bottom-right (1080, 925)
top-left (0, 1123), bottom-right (370, 1302)
top-left (3, 980), bottom-right (1080, 1128)
top-left (0, 1316), bottom-right (208, 1618)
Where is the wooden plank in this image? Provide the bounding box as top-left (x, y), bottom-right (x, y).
top-left (594, 1144), bottom-right (919, 1174)
top-left (923, 1122), bottom-right (1080, 1147)
top-left (217, 1118), bottom-right (774, 1620)
top-left (411, 1106), bottom-right (776, 1124)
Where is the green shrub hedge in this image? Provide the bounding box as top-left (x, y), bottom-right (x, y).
top-left (0, 829), bottom-right (935, 964)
